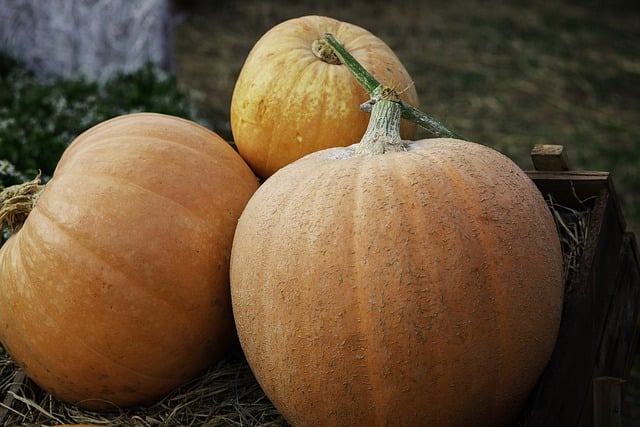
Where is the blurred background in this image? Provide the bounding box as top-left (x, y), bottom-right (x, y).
top-left (1, 0), bottom-right (638, 232)
top-left (172, 0), bottom-right (640, 232)
top-left (1, 0), bottom-right (639, 424)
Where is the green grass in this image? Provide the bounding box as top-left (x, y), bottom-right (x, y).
top-left (0, 52), bottom-right (199, 189)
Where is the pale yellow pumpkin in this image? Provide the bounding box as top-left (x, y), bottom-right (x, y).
top-left (230, 15), bottom-right (419, 178)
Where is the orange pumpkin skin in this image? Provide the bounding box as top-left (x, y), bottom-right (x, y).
top-left (0, 113), bottom-right (259, 409)
top-left (230, 15), bottom-right (419, 178)
top-left (230, 138), bottom-right (564, 426)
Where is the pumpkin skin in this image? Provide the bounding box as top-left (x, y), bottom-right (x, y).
top-left (0, 113), bottom-right (259, 409)
top-left (230, 15), bottom-right (419, 178)
top-left (230, 138), bottom-right (564, 426)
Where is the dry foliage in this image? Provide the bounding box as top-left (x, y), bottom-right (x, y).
top-left (0, 350), bottom-right (287, 427)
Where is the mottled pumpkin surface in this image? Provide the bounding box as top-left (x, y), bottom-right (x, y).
top-left (0, 113), bottom-right (259, 409)
top-left (230, 138), bottom-right (564, 426)
top-left (230, 15), bottom-right (419, 178)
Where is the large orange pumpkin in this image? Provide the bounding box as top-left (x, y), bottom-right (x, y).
top-left (0, 113), bottom-right (259, 409)
top-left (230, 15), bottom-right (419, 178)
top-left (230, 90), bottom-right (564, 426)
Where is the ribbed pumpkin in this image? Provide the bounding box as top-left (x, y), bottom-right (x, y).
top-left (0, 113), bottom-right (259, 409)
top-left (230, 88), bottom-right (564, 426)
top-left (230, 15), bottom-right (419, 178)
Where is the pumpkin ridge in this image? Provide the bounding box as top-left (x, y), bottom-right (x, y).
top-left (25, 202), bottom-right (194, 317)
top-left (23, 180), bottom-right (231, 361)
top-left (0, 235), bottom-right (30, 347)
top-left (135, 134), bottom-right (233, 164)
top-left (419, 144), bottom-right (503, 398)
top-left (348, 159), bottom-right (389, 423)
top-left (55, 170), bottom-right (212, 226)
top-left (236, 193), bottom-right (297, 400)
top-left (58, 134), bottom-right (235, 175)
top-left (27, 220), bottom-right (189, 337)
top-left (232, 164), bottom-right (346, 412)
top-left (0, 236), bottom-right (189, 391)
top-left (18, 293), bottom-right (189, 385)
top-left (294, 164), bottom-right (369, 418)
top-left (0, 202), bottom-right (221, 391)
top-left (265, 55), bottom-right (320, 172)
top-left (342, 145), bottom-right (506, 420)
top-left (354, 156), bottom-right (443, 417)
top-left (57, 116), bottom-right (236, 173)
top-left (412, 140), bottom-right (563, 420)
top-left (314, 68), bottom-right (364, 151)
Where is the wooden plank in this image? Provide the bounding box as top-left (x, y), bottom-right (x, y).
top-left (519, 186), bottom-right (627, 427)
top-left (531, 144), bottom-right (571, 171)
top-left (517, 172), bottom-right (640, 426)
top-left (527, 171), bottom-right (608, 207)
top-left (593, 233), bottom-right (640, 380)
top-left (517, 150), bottom-right (640, 426)
top-left (593, 377), bottom-right (624, 427)
top-left (580, 233), bottom-right (640, 425)
top-left (527, 171), bottom-right (626, 233)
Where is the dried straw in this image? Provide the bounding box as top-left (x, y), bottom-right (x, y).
top-left (0, 349), bottom-right (287, 427)
top-left (546, 194), bottom-right (590, 292)
top-left (0, 172), bottom-right (44, 232)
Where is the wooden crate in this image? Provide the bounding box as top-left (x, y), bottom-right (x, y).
top-left (517, 145), bottom-right (640, 426)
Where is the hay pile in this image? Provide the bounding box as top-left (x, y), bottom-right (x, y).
top-left (546, 194), bottom-right (590, 290)
top-left (0, 348), bottom-right (287, 427)
top-left (0, 195), bottom-right (588, 426)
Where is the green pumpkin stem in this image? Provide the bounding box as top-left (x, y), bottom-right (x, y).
top-left (323, 33), bottom-right (380, 94)
top-left (323, 33), bottom-right (466, 140)
top-left (399, 100), bottom-right (466, 140)
top-left (0, 172), bottom-right (44, 232)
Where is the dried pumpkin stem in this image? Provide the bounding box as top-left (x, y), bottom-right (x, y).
top-left (355, 85), bottom-right (405, 156)
top-left (323, 33), bottom-right (466, 140)
top-left (0, 172), bottom-right (44, 231)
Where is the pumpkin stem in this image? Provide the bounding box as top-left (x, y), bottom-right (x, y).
top-left (323, 33), bottom-right (379, 94)
top-left (0, 172), bottom-right (44, 231)
top-left (311, 39), bottom-right (342, 65)
top-left (323, 33), bottom-right (466, 140)
top-left (355, 85), bottom-right (405, 156)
